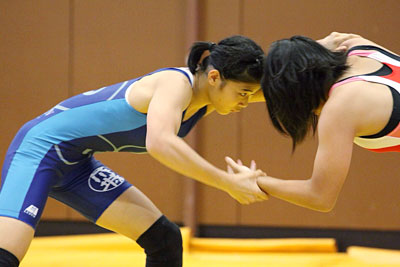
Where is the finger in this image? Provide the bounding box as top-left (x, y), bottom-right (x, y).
top-left (225, 156), bottom-right (242, 172)
top-left (250, 160), bottom-right (256, 171)
top-left (250, 194), bottom-right (266, 203)
top-left (227, 164), bottom-right (234, 174)
top-left (334, 45), bottom-right (347, 52)
top-left (238, 199), bottom-right (249, 205)
top-left (254, 188), bottom-right (269, 200)
top-left (255, 184), bottom-right (269, 200)
top-left (258, 169), bottom-right (267, 176)
top-left (258, 192), bottom-right (269, 200)
top-left (256, 195), bottom-right (268, 201)
top-left (237, 159), bottom-right (243, 166)
top-left (254, 169), bottom-right (266, 177)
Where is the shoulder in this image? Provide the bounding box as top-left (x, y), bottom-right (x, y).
top-left (320, 81), bottom-right (371, 135)
top-left (149, 68), bottom-right (194, 102)
top-left (326, 81), bottom-right (369, 113)
top-left (128, 68), bottom-right (194, 113)
top-left (342, 36), bottom-right (398, 56)
top-left (151, 68), bottom-right (194, 88)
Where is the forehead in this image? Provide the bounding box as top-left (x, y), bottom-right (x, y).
top-left (225, 80), bottom-right (260, 91)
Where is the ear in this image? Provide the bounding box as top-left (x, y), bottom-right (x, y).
top-left (207, 69), bottom-right (221, 86)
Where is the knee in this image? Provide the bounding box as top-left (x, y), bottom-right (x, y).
top-left (136, 215), bottom-right (182, 266)
top-left (0, 248), bottom-right (20, 267)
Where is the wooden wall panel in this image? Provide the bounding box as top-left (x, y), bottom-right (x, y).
top-left (238, 0), bottom-right (400, 229)
top-left (71, 0), bottom-right (187, 91)
top-left (69, 0), bottom-right (187, 221)
top-left (2, 0), bottom-right (400, 231)
top-left (0, 0), bottom-right (70, 219)
top-left (196, 0), bottom-right (243, 225)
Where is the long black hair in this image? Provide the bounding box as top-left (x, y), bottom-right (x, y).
top-left (187, 35), bottom-right (265, 83)
top-left (262, 35), bottom-right (348, 150)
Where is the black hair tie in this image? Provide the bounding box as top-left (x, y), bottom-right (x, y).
top-left (255, 57), bottom-right (263, 68)
top-left (209, 42), bottom-right (217, 51)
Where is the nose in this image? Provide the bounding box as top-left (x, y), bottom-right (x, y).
top-left (238, 98), bottom-right (249, 108)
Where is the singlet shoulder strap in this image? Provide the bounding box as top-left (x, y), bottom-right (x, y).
top-left (160, 67), bottom-right (194, 87)
top-left (144, 67), bottom-right (194, 87)
top-left (175, 67), bottom-right (194, 87)
top-left (329, 45), bottom-right (399, 94)
top-left (329, 77), bottom-right (364, 93)
top-left (346, 45), bottom-right (379, 56)
top-left (347, 45), bottom-right (400, 64)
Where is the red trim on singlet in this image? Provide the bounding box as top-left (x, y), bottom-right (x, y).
top-left (330, 47), bottom-right (400, 153)
top-left (385, 63), bottom-right (400, 84)
top-left (348, 50), bottom-right (374, 57)
top-left (330, 49), bottom-right (400, 94)
top-left (366, 144), bottom-right (400, 153)
top-left (387, 123), bottom-right (400, 138)
top-left (328, 77), bottom-right (363, 95)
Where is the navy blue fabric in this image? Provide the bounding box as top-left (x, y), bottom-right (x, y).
top-left (0, 68), bottom-right (203, 228)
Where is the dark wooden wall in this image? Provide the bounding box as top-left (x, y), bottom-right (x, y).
top-left (1, 0), bottom-right (400, 230)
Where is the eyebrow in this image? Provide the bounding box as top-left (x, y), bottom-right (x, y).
top-left (242, 88), bottom-right (259, 94)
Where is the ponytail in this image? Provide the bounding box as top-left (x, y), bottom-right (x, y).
top-left (187, 42), bottom-right (216, 74)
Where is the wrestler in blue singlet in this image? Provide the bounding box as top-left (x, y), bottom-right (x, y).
top-left (0, 67), bottom-right (205, 228)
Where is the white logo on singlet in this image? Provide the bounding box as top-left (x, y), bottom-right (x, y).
top-left (24, 205), bottom-right (39, 218)
top-left (82, 87), bottom-right (107, 96)
top-left (88, 167), bottom-right (125, 192)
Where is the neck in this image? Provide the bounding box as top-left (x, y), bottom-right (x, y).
top-left (189, 72), bottom-right (211, 110)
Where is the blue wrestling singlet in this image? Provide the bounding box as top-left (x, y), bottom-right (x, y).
top-left (0, 67), bottom-right (206, 228)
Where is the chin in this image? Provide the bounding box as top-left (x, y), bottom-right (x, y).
top-left (216, 109), bottom-right (230, 115)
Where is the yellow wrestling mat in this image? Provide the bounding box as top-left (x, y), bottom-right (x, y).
top-left (20, 228), bottom-right (399, 266)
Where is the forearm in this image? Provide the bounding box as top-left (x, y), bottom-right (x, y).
top-left (257, 176), bottom-right (332, 212)
top-left (147, 135), bottom-right (227, 190)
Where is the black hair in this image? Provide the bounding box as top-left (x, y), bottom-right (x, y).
top-left (262, 35), bottom-right (348, 151)
top-left (187, 35), bottom-right (265, 83)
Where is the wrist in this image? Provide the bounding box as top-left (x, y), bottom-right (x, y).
top-left (210, 170), bottom-right (230, 191)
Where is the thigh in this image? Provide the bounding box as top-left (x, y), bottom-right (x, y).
top-left (0, 216), bottom-right (34, 261)
top-left (0, 149), bottom-right (58, 260)
top-left (49, 158), bottom-right (162, 239)
top-left (0, 153), bottom-right (59, 229)
top-left (96, 185), bottom-right (162, 241)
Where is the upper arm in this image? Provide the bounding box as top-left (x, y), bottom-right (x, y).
top-left (146, 71), bottom-right (192, 146)
top-left (309, 99), bottom-right (357, 208)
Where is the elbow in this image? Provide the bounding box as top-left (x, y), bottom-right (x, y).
top-left (146, 134), bottom-right (164, 155)
top-left (146, 132), bottom-right (174, 156)
top-left (306, 184), bottom-right (337, 212)
top-left (313, 202), bottom-right (335, 213)
top-left (305, 179), bottom-right (339, 212)
top-left (308, 194), bottom-right (337, 213)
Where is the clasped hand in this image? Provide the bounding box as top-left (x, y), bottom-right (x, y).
top-left (222, 156), bottom-right (268, 205)
top-left (317, 32), bottom-right (361, 51)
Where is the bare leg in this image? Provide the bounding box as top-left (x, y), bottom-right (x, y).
top-left (0, 216), bottom-right (35, 261)
top-left (96, 185), bottom-right (162, 240)
top-left (96, 185), bottom-right (182, 266)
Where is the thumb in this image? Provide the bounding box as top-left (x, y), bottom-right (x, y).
top-left (254, 169), bottom-right (266, 177)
